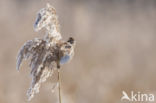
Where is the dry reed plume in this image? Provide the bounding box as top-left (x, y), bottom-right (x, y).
top-left (16, 3), bottom-right (76, 101)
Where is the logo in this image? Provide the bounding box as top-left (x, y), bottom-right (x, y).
top-left (121, 91), bottom-right (154, 102)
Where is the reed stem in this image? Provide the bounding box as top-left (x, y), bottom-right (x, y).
top-left (58, 69), bottom-right (62, 103)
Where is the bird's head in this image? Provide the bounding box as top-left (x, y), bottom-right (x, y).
top-left (67, 37), bottom-right (75, 45)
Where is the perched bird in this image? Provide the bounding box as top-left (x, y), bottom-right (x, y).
top-left (16, 3), bottom-right (76, 101)
top-left (57, 37), bottom-right (75, 68)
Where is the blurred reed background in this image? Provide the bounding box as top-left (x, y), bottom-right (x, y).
top-left (0, 0), bottom-right (156, 103)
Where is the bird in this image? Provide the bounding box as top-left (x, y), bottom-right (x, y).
top-left (57, 37), bottom-right (75, 68)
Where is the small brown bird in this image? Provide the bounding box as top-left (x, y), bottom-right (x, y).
top-left (57, 37), bottom-right (75, 68)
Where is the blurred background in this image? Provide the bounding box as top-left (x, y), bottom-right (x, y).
top-left (0, 0), bottom-right (156, 103)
